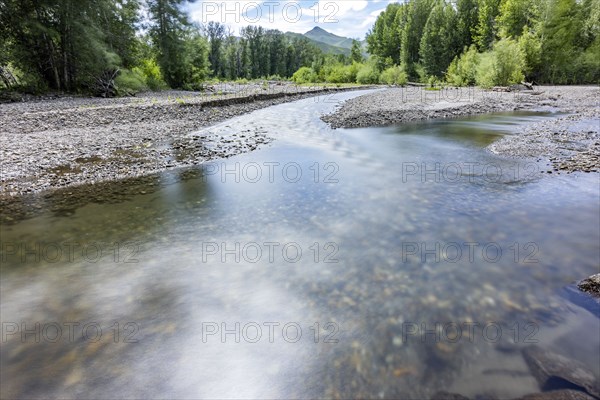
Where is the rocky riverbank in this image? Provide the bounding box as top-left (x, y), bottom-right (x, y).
top-left (0, 84), bottom-right (370, 199)
top-left (322, 85), bottom-right (599, 173)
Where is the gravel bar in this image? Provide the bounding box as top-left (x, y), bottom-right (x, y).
top-left (0, 84), bottom-right (373, 198)
top-left (322, 85), bottom-right (599, 173)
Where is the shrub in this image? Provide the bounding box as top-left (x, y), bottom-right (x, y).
top-left (325, 64), bottom-right (359, 83)
top-left (576, 39), bottom-right (600, 83)
top-left (414, 63), bottom-right (428, 83)
top-left (446, 45), bottom-right (480, 86)
top-left (518, 28), bottom-right (542, 80)
top-left (356, 64), bottom-right (379, 84)
top-left (133, 59), bottom-right (167, 91)
top-left (493, 38), bottom-right (525, 86)
top-left (346, 62), bottom-right (361, 83)
top-left (475, 38), bottom-right (525, 88)
top-left (115, 69), bottom-right (148, 94)
top-left (379, 65), bottom-right (408, 85)
top-left (292, 67), bottom-right (318, 84)
top-left (475, 53), bottom-right (496, 88)
top-left (325, 64), bottom-right (350, 83)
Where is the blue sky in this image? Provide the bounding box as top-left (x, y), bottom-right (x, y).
top-left (186, 1), bottom-right (398, 40)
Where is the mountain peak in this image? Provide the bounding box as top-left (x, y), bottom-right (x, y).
top-left (306, 26), bottom-right (327, 34)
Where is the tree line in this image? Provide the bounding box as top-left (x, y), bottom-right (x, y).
top-left (366, 0), bottom-right (599, 86)
top-left (0, 0), bottom-right (328, 93)
top-left (1, 0), bottom-right (597, 94)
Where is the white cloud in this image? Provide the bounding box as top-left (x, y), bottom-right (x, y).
top-left (188, 0), bottom-right (384, 38)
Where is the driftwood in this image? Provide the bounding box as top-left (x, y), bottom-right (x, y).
top-left (406, 81), bottom-right (426, 87)
top-left (94, 68), bottom-right (119, 97)
top-left (493, 82), bottom-right (535, 92)
top-left (521, 81), bottom-right (534, 90)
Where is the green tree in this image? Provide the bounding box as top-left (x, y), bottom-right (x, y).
top-left (474, 0), bottom-right (501, 50)
top-left (205, 21), bottom-right (226, 78)
top-left (147, 0), bottom-right (192, 88)
top-left (350, 40), bottom-right (364, 63)
top-left (366, 3), bottom-right (404, 65)
top-left (0, 0), bottom-right (140, 92)
top-left (400, 0), bottom-right (435, 79)
top-left (456, 0), bottom-right (479, 48)
top-left (446, 45), bottom-right (480, 85)
top-left (497, 0), bottom-right (533, 38)
top-left (539, 0), bottom-right (582, 83)
top-left (420, 1), bottom-right (460, 77)
top-left (518, 27), bottom-right (542, 80)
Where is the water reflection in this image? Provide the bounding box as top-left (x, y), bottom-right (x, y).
top-left (1, 93), bottom-right (599, 399)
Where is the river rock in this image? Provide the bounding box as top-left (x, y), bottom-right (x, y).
top-left (517, 390), bottom-right (597, 400)
top-left (578, 274), bottom-right (600, 299)
top-left (431, 391), bottom-right (471, 400)
top-left (561, 279), bottom-right (600, 317)
top-left (522, 346), bottom-right (600, 399)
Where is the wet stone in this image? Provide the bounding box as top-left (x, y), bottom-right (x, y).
top-left (517, 390), bottom-right (598, 400)
top-left (578, 274), bottom-right (600, 299)
top-left (522, 346), bottom-right (600, 399)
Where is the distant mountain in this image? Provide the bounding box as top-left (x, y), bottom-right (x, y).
top-left (304, 27), bottom-right (355, 50)
top-left (285, 27), bottom-right (362, 56)
top-left (285, 31), bottom-right (350, 55)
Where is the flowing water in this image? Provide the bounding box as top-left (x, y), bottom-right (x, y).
top-left (1, 91), bottom-right (599, 399)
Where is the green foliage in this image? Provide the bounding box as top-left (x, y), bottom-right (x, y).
top-left (350, 40), bottom-right (364, 63)
top-left (366, 3), bottom-right (405, 65)
top-left (321, 62), bottom-right (360, 83)
top-left (379, 65), bottom-right (408, 85)
top-left (292, 67), bottom-right (317, 84)
top-left (420, 2), bottom-right (460, 77)
top-left (475, 38), bottom-right (524, 87)
top-left (356, 63), bottom-right (380, 84)
top-left (186, 29), bottom-right (210, 84)
top-left (2, 0), bottom-right (597, 93)
top-left (414, 63), bottom-right (429, 83)
top-left (401, 0), bottom-right (436, 79)
top-left (133, 59), bottom-right (167, 91)
top-left (497, 0), bottom-right (533, 38)
top-left (206, 21), bottom-right (226, 78)
top-left (446, 45), bottom-right (480, 86)
top-left (456, 0), bottom-right (479, 48)
top-left (576, 37), bottom-right (600, 83)
top-left (325, 64), bottom-right (351, 83)
top-left (115, 69), bottom-right (148, 94)
top-left (474, 0), bottom-right (501, 50)
top-left (0, 0), bottom-right (139, 92)
top-left (474, 52), bottom-right (496, 88)
top-left (147, 0), bottom-right (193, 88)
top-left (539, 0), bottom-right (588, 84)
top-left (518, 27), bottom-right (542, 80)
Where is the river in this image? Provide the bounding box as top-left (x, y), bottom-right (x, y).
top-left (1, 91), bottom-right (599, 399)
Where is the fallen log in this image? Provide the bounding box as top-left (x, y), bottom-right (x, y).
top-left (406, 82), bottom-right (426, 87)
top-left (521, 81), bottom-right (534, 90)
